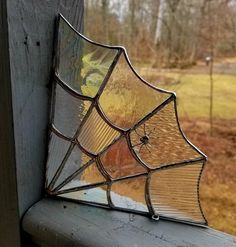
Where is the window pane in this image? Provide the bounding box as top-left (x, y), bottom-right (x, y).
top-left (110, 176), bottom-right (148, 212)
top-left (58, 17), bottom-right (119, 98)
top-left (46, 133), bottom-right (71, 186)
top-left (59, 185), bottom-right (108, 205)
top-left (100, 137), bottom-right (146, 179)
top-left (53, 83), bottom-right (91, 138)
top-left (58, 162), bottom-right (105, 192)
top-left (99, 52), bottom-right (171, 129)
top-left (149, 162), bottom-right (205, 223)
top-left (78, 107), bottom-right (120, 154)
top-left (53, 145), bottom-right (92, 189)
top-left (130, 100), bottom-right (201, 168)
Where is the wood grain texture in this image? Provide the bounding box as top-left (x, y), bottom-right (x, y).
top-left (23, 198), bottom-right (236, 247)
top-left (7, 0), bottom-right (84, 217)
top-left (0, 1), bottom-right (21, 246)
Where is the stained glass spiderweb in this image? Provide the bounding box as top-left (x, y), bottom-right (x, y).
top-left (45, 14), bottom-right (208, 226)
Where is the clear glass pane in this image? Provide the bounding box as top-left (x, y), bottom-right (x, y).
top-left (53, 83), bottom-right (91, 138)
top-left (110, 176), bottom-right (148, 212)
top-left (53, 145), bottom-right (92, 189)
top-left (78, 107), bottom-right (120, 154)
top-left (130, 100), bottom-right (201, 168)
top-left (59, 162), bottom-right (106, 191)
top-left (100, 137), bottom-right (146, 179)
top-left (149, 162), bottom-right (205, 223)
top-left (99, 52), bottom-right (171, 129)
top-left (46, 133), bottom-right (71, 186)
top-left (58, 17), bottom-right (119, 98)
top-left (59, 185), bottom-right (108, 204)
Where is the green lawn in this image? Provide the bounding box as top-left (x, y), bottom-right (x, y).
top-left (141, 71), bottom-right (236, 119)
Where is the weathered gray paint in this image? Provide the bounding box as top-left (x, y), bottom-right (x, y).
top-left (0, 1), bottom-right (83, 246)
top-left (23, 198), bottom-right (236, 247)
top-left (7, 0), bottom-right (84, 217)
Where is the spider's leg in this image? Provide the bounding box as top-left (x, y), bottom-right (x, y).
top-left (147, 143), bottom-right (152, 148)
top-left (134, 129), bottom-right (142, 137)
top-left (132, 142), bottom-right (142, 148)
top-left (144, 124), bottom-right (147, 136)
top-left (139, 144), bottom-right (144, 153)
top-left (148, 127), bottom-right (156, 136)
top-left (145, 144), bottom-right (151, 153)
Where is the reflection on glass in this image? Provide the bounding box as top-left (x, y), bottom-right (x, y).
top-left (149, 162), bottom-right (205, 223)
top-left (59, 162), bottom-right (105, 192)
top-left (53, 145), bottom-right (92, 189)
top-left (59, 185), bottom-right (108, 205)
top-left (99, 52), bottom-right (171, 129)
top-left (46, 133), bottom-right (71, 186)
top-left (100, 137), bottom-right (146, 179)
top-left (78, 107), bottom-right (120, 154)
top-left (54, 83), bottom-right (91, 138)
top-left (130, 100), bottom-right (201, 168)
top-left (58, 18), bottom-right (119, 98)
top-left (110, 176), bottom-right (148, 212)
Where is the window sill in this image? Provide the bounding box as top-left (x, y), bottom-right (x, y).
top-left (22, 198), bottom-right (236, 247)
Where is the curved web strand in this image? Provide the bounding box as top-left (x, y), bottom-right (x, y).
top-left (149, 161), bottom-right (206, 224)
top-left (57, 16), bottom-right (119, 98)
top-left (98, 52), bottom-right (172, 130)
top-left (130, 98), bottom-right (205, 169)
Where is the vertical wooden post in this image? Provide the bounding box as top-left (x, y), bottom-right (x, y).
top-left (0, 1), bottom-right (84, 246)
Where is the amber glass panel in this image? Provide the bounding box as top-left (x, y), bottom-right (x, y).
top-left (53, 83), bottom-right (91, 138)
top-left (57, 17), bottom-right (118, 98)
top-left (110, 176), bottom-right (148, 212)
top-left (46, 133), bottom-right (71, 186)
top-left (130, 100), bottom-right (201, 168)
top-left (149, 162), bottom-right (205, 223)
top-left (100, 137), bottom-right (146, 179)
top-left (99, 52), bottom-right (171, 129)
top-left (78, 107), bottom-right (120, 154)
top-left (53, 145), bottom-right (92, 189)
top-left (59, 162), bottom-right (105, 191)
top-left (59, 185), bottom-right (108, 204)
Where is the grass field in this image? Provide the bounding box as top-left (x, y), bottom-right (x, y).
top-left (140, 69), bottom-right (236, 120)
top-left (139, 64), bottom-right (236, 235)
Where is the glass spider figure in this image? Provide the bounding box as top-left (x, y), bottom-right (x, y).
top-left (132, 124), bottom-right (155, 153)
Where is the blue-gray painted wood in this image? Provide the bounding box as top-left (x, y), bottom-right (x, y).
top-left (23, 198), bottom-right (236, 247)
top-left (0, 1), bottom-right (84, 246)
top-left (7, 0), bottom-right (84, 218)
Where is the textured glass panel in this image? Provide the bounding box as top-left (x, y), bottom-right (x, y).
top-left (45, 15), bottom-right (207, 226)
top-left (53, 145), bottom-right (92, 189)
top-left (110, 176), bottom-right (148, 212)
top-left (78, 107), bottom-right (120, 154)
top-left (54, 83), bottom-right (91, 137)
top-left (46, 133), bottom-right (71, 186)
top-left (100, 137), bottom-right (146, 179)
top-left (59, 185), bottom-right (108, 204)
top-left (130, 100), bottom-right (201, 168)
top-left (58, 17), bottom-right (118, 98)
top-left (149, 162), bottom-right (205, 223)
top-left (59, 162), bottom-right (105, 191)
top-left (99, 53), bottom-right (171, 129)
